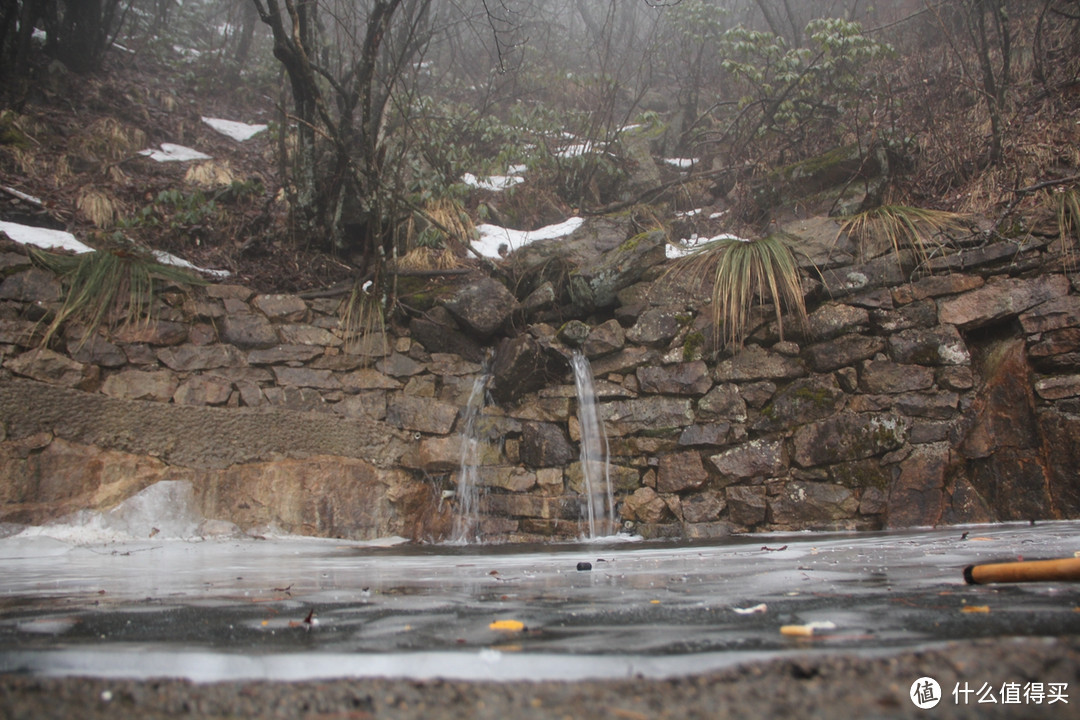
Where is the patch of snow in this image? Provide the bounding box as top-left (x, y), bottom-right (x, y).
top-left (474, 217), bottom-right (585, 259)
top-left (620, 123), bottom-right (643, 132)
top-left (666, 232), bottom-right (750, 260)
top-left (1, 186), bottom-right (43, 206)
top-left (0, 221), bottom-right (93, 254)
top-left (139, 143), bottom-right (212, 163)
top-left (675, 208), bottom-right (702, 218)
top-left (151, 249), bottom-right (231, 279)
top-left (556, 142), bottom-right (595, 159)
top-left (202, 117), bottom-right (268, 142)
top-left (174, 45), bottom-right (201, 60)
top-left (462, 172), bottom-right (524, 192)
top-left (507, 164), bottom-right (529, 175)
top-left (709, 210), bottom-right (728, 220)
top-left (663, 157), bottom-right (697, 169)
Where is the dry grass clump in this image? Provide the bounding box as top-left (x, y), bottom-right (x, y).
top-left (76, 187), bottom-right (121, 228)
top-left (839, 205), bottom-right (969, 267)
top-left (77, 118), bottom-right (146, 163)
top-left (672, 232), bottom-right (809, 350)
top-left (185, 160), bottom-right (236, 187)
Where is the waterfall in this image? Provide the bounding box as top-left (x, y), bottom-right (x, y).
top-left (450, 364), bottom-right (492, 544)
top-left (571, 350), bottom-right (614, 539)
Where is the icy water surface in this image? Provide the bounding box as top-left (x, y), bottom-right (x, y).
top-left (1, 522), bottom-right (1079, 682)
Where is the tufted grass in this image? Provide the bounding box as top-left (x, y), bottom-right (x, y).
top-left (839, 204), bottom-right (968, 268)
top-left (674, 232), bottom-right (809, 351)
top-left (31, 242), bottom-right (203, 350)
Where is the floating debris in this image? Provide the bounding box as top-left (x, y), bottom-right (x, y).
top-left (489, 619), bottom-right (525, 632)
top-left (576, 561), bottom-right (593, 571)
top-left (780, 621), bottom-right (836, 637)
top-left (732, 603), bottom-right (768, 615)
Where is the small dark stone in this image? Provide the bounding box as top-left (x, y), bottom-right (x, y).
top-left (576, 561), bottom-right (592, 571)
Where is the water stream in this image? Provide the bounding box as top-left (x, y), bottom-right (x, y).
top-left (571, 350), bottom-right (614, 539)
top-left (449, 363), bottom-right (492, 544)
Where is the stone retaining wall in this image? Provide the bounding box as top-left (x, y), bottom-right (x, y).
top-left (2, 224), bottom-right (1079, 541)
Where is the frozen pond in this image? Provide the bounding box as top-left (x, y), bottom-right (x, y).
top-left (1, 522), bottom-right (1079, 682)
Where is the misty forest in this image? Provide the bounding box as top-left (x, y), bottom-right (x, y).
top-left (1, 0), bottom-right (1077, 309)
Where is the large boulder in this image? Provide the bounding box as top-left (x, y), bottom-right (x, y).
top-left (443, 277), bottom-right (519, 338)
top-left (490, 334), bottom-right (570, 405)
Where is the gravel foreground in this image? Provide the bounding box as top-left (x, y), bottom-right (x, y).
top-left (3, 638), bottom-right (1078, 719)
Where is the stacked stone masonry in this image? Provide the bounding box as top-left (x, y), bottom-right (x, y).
top-left (1, 230), bottom-right (1079, 541)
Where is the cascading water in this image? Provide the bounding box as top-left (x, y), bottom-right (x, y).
top-left (571, 350), bottom-right (614, 539)
top-left (449, 363), bottom-right (492, 544)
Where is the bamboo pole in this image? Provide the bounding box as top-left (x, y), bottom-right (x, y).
top-left (963, 557), bottom-right (1080, 584)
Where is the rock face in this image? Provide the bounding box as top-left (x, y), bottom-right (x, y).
top-left (2, 213), bottom-right (1080, 542)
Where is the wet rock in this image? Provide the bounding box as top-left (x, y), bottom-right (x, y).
top-left (579, 229), bottom-right (668, 309)
top-left (1019, 295), bottom-right (1080, 334)
top-left (887, 325), bottom-right (969, 366)
top-left (681, 490), bottom-right (726, 523)
top-left (590, 346), bottom-right (656, 376)
top-left (443, 277), bottom-right (518, 337)
top-left (278, 323), bottom-right (342, 347)
top-left (858, 359), bottom-right (935, 394)
top-left (5, 348), bottom-right (98, 389)
top-left (583, 318), bottom-right (625, 358)
top-left (893, 391), bottom-right (959, 419)
top-left (156, 344), bottom-right (246, 371)
top-left (818, 253), bottom-right (911, 298)
top-left (708, 439), bottom-right (786, 479)
top-left (253, 293), bottom-right (308, 322)
top-left (521, 281), bottom-right (556, 314)
top-left (101, 368), bottom-right (179, 402)
top-left (0, 267), bottom-right (61, 302)
top-left (769, 481), bottom-right (859, 526)
top-left (697, 384), bottom-right (747, 422)
top-left (557, 320), bottom-right (590, 348)
top-left (376, 352), bottom-right (426, 378)
top-left (637, 361), bottom-right (712, 396)
top-left (938, 275), bottom-right (1070, 329)
top-left (626, 306), bottom-right (683, 346)
top-left (893, 274), bottom-right (984, 304)
top-left (479, 466), bottom-right (537, 492)
top-left (409, 308), bottom-right (484, 363)
top-left (657, 451), bottom-right (709, 493)
top-left (206, 284), bottom-right (254, 301)
top-left (111, 319), bottom-right (187, 346)
top-left (803, 335), bottom-right (885, 372)
top-left (1034, 375), bottom-right (1080, 400)
top-left (272, 367), bottom-right (341, 390)
top-left (808, 303), bottom-right (870, 340)
top-left (483, 493), bottom-right (579, 520)
top-left (1028, 328), bottom-right (1080, 362)
top-left (599, 397), bottom-right (694, 435)
top-left (490, 334), bottom-right (569, 405)
top-left (339, 369), bottom-right (402, 391)
top-left (262, 386), bottom-right (325, 411)
top-left (1037, 409), bottom-right (1080, 516)
top-left (565, 461), bottom-right (638, 494)
top-left (869, 298), bottom-right (938, 333)
top-left (726, 485), bottom-right (767, 526)
top-left (792, 413), bottom-right (907, 468)
top-left (386, 395), bottom-right (458, 435)
top-left (715, 345), bottom-right (805, 382)
top-left (520, 422), bottom-right (575, 468)
top-left (173, 375), bottom-right (233, 406)
top-left (937, 367), bottom-right (980, 395)
top-left (755, 375), bottom-right (845, 431)
top-left (678, 422), bottom-right (745, 448)
top-left (67, 335), bottom-right (126, 368)
top-left (886, 443), bottom-right (951, 528)
top-left (247, 345), bottom-right (323, 365)
top-left (221, 312), bottom-right (278, 349)
top-left (622, 486), bottom-right (670, 524)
